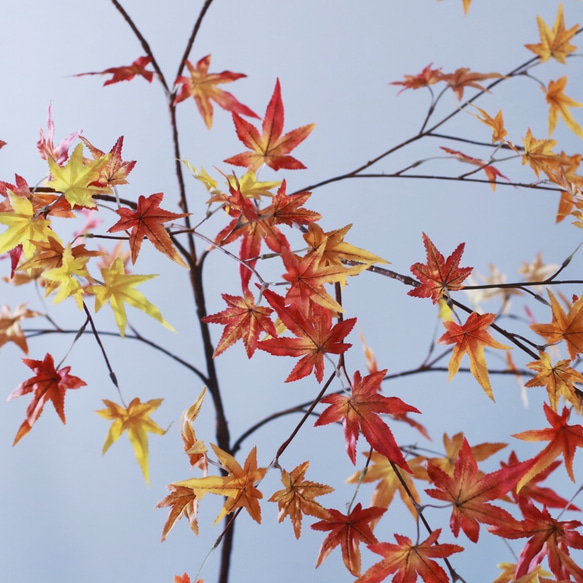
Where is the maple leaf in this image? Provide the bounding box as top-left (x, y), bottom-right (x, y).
top-left (96, 397), bottom-right (166, 484)
top-left (174, 444), bottom-right (266, 524)
top-left (468, 105), bottom-right (508, 144)
top-left (173, 55), bottom-right (258, 129)
top-left (426, 438), bottom-right (532, 542)
top-left (545, 77), bottom-right (583, 138)
top-left (180, 388), bottom-right (208, 473)
top-left (258, 290), bottom-right (356, 382)
top-left (390, 63), bottom-right (443, 94)
top-left (437, 312), bottom-right (511, 400)
top-left (224, 79), bottom-right (315, 171)
top-left (440, 146), bottom-right (512, 192)
top-left (500, 451), bottom-right (579, 510)
top-left (311, 502), bottom-right (386, 576)
top-left (525, 351), bottom-right (583, 411)
top-left (347, 452), bottom-right (426, 519)
top-left (37, 102), bottom-right (82, 165)
top-left (0, 191), bottom-right (62, 259)
top-left (0, 303), bottom-right (39, 354)
top-left (525, 4), bottom-right (579, 64)
top-left (107, 192), bottom-right (190, 267)
top-left (439, 67), bottom-right (501, 101)
top-left (226, 171), bottom-right (280, 200)
top-left (531, 291), bottom-right (583, 360)
top-left (490, 498), bottom-right (583, 582)
top-left (356, 528), bottom-right (464, 583)
top-left (156, 484), bottom-right (199, 541)
top-left (8, 353), bottom-right (86, 445)
top-left (76, 55), bottom-right (155, 85)
top-left (315, 369), bottom-right (419, 471)
top-left (80, 136), bottom-right (136, 188)
top-left (202, 290), bottom-right (277, 358)
top-left (513, 403), bottom-right (583, 490)
top-left (268, 461), bottom-right (333, 538)
top-left (427, 432), bottom-right (507, 477)
top-left (408, 233), bottom-right (472, 304)
top-left (87, 257), bottom-right (174, 337)
top-left (519, 129), bottom-right (559, 179)
top-left (492, 562), bottom-right (553, 583)
top-left (48, 143), bottom-right (110, 208)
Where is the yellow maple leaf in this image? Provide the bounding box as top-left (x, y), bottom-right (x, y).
top-left (519, 129), bottom-right (558, 179)
top-left (87, 257), bottom-right (174, 337)
top-left (0, 191), bottom-right (61, 258)
top-left (96, 397), bottom-right (166, 484)
top-left (468, 104), bottom-right (508, 144)
top-left (545, 77), bottom-right (583, 138)
top-left (525, 4), bottom-right (579, 64)
top-left (48, 143), bottom-right (110, 208)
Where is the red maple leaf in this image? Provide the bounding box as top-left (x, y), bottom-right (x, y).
top-left (257, 290), bottom-right (355, 382)
top-left (314, 369), bottom-right (420, 471)
top-left (490, 498), bottom-right (583, 582)
top-left (311, 502), bottom-right (386, 576)
top-left (202, 290), bottom-right (277, 358)
top-left (440, 146), bottom-right (512, 192)
top-left (356, 528), bottom-right (464, 583)
top-left (224, 79), bottom-right (315, 171)
top-left (513, 402), bottom-right (583, 490)
top-left (426, 438), bottom-right (532, 542)
top-left (8, 353), bottom-right (86, 444)
top-left (75, 56), bottom-right (154, 86)
top-left (108, 192), bottom-right (190, 267)
top-left (408, 232), bottom-right (472, 304)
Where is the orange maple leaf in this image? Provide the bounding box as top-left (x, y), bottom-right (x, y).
top-left (258, 290), bottom-right (355, 382)
top-left (490, 498), bottom-right (583, 582)
top-left (525, 4), bottom-right (579, 64)
top-left (80, 136), bottom-right (136, 188)
top-left (173, 55), bottom-right (258, 129)
top-left (468, 105), bottom-right (508, 144)
top-left (268, 461), bottom-right (333, 538)
top-left (408, 232), bottom-right (473, 304)
top-left (513, 403), bottom-right (583, 490)
top-left (356, 528), bottom-right (464, 583)
top-left (439, 67), bottom-right (501, 101)
top-left (0, 303), bottom-right (40, 354)
top-left (311, 502), bottom-right (386, 576)
top-left (75, 55), bottom-right (155, 86)
top-left (315, 369), bottom-right (419, 471)
top-left (224, 79), bottom-right (315, 171)
top-left (426, 438), bottom-right (532, 542)
top-left (8, 353), bottom-right (86, 445)
top-left (545, 76), bottom-right (583, 139)
top-left (173, 444), bottom-right (266, 524)
top-left (390, 63), bottom-right (443, 94)
top-left (202, 290), bottom-right (277, 358)
top-left (525, 351), bottom-right (583, 411)
top-left (530, 291), bottom-right (583, 360)
top-left (156, 484), bottom-right (199, 541)
top-left (437, 312), bottom-right (511, 400)
top-left (107, 192), bottom-right (190, 267)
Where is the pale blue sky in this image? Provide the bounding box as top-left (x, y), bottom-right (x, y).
top-left (1, 1), bottom-right (583, 582)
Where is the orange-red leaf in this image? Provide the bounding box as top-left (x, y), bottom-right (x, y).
top-left (108, 192), bottom-right (190, 267)
top-left (311, 502), bottom-right (386, 576)
top-left (224, 79), bottom-right (315, 171)
top-left (258, 290), bottom-right (355, 382)
top-left (202, 290), bottom-right (277, 358)
top-left (173, 55), bottom-right (258, 129)
top-left (426, 438), bottom-right (532, 542)
top-left (408, 233), bottom-right (472, 303)
top-left (513, 403), bottom-right (583, 490)
top-left (356, 528), bottom-right (464, 583)
top-left (8, 353), bottom-right (86, 444)
top-left (156, 484), bottom-right (199, 541)
top-left (315, 369), bottom-right (419, 471)
top-left (76, 56), bottom-right (154, 86)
